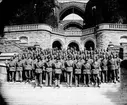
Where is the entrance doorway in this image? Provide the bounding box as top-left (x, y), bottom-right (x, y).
top-left (68, 42), bottom-right (79, 51)
top-left (52, 41), bottom-right (62, 50)
top-left (85, 40), bottom-right (95, 50)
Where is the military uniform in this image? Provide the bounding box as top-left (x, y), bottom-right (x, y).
top-left (16, 59), bottom-right (24, 82)
top-left (91, 59), bottom-right (100, 87)
top-left (45, 59), bottom-right (53, 86)
top-left (8, 58), bottom-right (16, 82)
top-left (82, 60), bottom-right (91, 86)
top-left (24, 57), bottom-right (33, 82)
top-left (101, 57), bottom-right (108, 83)
top-left (74, 60), bottom-right (82, 87)
top-left (65, 58), bottom-right (74, 87)
top-left (54, 59), bottom-right (62, 87)
top-left (108, 56), bottom-right (116, 83)
top-left (34, 59), bottom-right (43, 87)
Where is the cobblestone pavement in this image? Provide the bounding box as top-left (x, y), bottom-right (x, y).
top-left (0, 82), bottom-right (127, 105)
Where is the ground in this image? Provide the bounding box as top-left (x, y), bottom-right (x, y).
top-left (0, 82), bottom-right (127, 105)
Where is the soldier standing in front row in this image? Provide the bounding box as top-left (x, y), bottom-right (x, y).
top-left (45, 58), bottom-right (53, 87)
top-left (82, 59), bottom-right (91, 87)
top-left (16, 57), bottom-right (24, 82)
top-left (101, 56), bottom-right (108, 83)
top-left (65, 57), bottom-right (74, 87)
top-left (54, 58), bottom-right (62, 88)
top-left (91, 57), bottom-right (100, 87)
top-left (74, 58), bottom-right (82, 87)
top-left (34, 58), bottom-right (43, 88)
top-left (8, 57), bottom-right (16, 82)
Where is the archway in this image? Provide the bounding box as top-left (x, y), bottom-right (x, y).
top-left (52, 41), bottom-right (62, 50)
top-left (85, 40), bottom-right (95, 50)
top-left (60, 6), bottom-right (84, 21)
top-left (68, 42), bottom-right (79, 51)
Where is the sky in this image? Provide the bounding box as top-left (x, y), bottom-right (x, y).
top-left (63, 13), bottom-right (83, 20)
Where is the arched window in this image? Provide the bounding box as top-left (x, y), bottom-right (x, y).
top-left (19, 36), bottom-right (28, 43)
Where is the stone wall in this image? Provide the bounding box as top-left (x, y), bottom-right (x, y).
top-left (97, 24), bottom-right (127, 50)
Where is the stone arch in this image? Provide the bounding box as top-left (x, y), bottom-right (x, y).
top-left (59, 6), bottom-right (85, 21)
top-left (120, 36), bottom-right (127, 44)
top-left (84, 38), bottom-right (96, 50)
top-left (67, 40), bottom-right (80, 50)
top-left (52, 39), bottom-right (64, 50)
top-left (19, 36), bottom-right (28, 43)
top-left (64, 22), bottom-right (83, 30)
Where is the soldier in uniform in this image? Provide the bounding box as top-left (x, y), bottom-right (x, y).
top-left (65, 57), bottom-right (74, 87)
top-left (34, 58), bottom-right (43, 87)
top-left (82, 59), bottom-right (91, 87)
top-left (16, 57), bottom-right (24, 82)
top-left (91, 57), bottom-right (100, 87)
top-left (107, 55), bottom-right (116, 83)
top-left (54, 58), bottom-right (62, 88)
top-left (74, 58), bottom-right (82, 87)
top-left (114, 55), bottom-right (120, 82)
top-left (101, 55), bottom-right (108, 83)
top-left (45, 57), bottom-right (53, 87)
top-left (24, 56), bottom-right (33, 83)
top-left (8, 57), bottom-right (16, 82)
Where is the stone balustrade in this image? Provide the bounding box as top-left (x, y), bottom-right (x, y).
top-left (4, 24), bottom-right (52, 32)
top-left (83, 27), bottom-right (95, 35)
top-left (65, 30), bottom-right (82, 36)
top-left (98, 23), bottom-right (127, 31)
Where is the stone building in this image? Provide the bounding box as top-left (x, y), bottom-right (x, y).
top-left (2, 0), bottom-right (127, 51)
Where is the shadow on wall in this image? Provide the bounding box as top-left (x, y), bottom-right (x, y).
top-left (103, 60), bottom-right (127, 105)
top-left (0, 82), bottom-right (8, 105)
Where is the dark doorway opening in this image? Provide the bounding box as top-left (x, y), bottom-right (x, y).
top-left (52, 41), bottom-right (62, 50)
top-left (68, 42), bottom-right (79, 51)
top-left (85, 40), bottom-right (95, 50)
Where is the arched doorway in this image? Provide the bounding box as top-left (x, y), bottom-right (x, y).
top-left (68, 42), bottom-right (79, 51)
top-left (85, 40), bottom-right (95, 50)
top-left (52, 41), bottom-right (62, 50)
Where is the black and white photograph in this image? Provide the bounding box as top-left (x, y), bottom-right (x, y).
top-left (0, 0), bottom-right (127, 105)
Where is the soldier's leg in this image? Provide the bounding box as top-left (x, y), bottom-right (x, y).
top-left (115, 69), bottom-right (118, 82)
top-left (39, 73), bottom-right (42, 87)
top-left (49, 72), bottom-right (52, 86)
top-left (46, 72), bottom-right (49, 86)
top-left (83, 74), bottom-right (86, 86)
top-left (58, 74), bottom-right (61, 87)
top-left (97, 74), bottom-right (100, 87)
top-left (112, 70), bottom-right (116, 83)
top-left (35, 73), bottom-right (38, 86)
top-left (75, 75), bottom-right (78, 87)
top-left (67, 72), bottom-right (69, 86)
top-left (87, 74), bottom-right (90, 86)
top-left (70, 72), bottom-right (73, 87)
top-left (19, 71), bottom-right (23, 82)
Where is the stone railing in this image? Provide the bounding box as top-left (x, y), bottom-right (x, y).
top-left (4, 24), bottom-right (52, 32)
top-left (65, 30), bottom-right (82, 36)
top-left (98, 23), bottom-right (127, 31)
top-left (83, 27), bottom-right (95, 35)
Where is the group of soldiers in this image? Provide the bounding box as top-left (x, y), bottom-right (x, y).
top-left (5, 47), bottom-right (121, 88)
